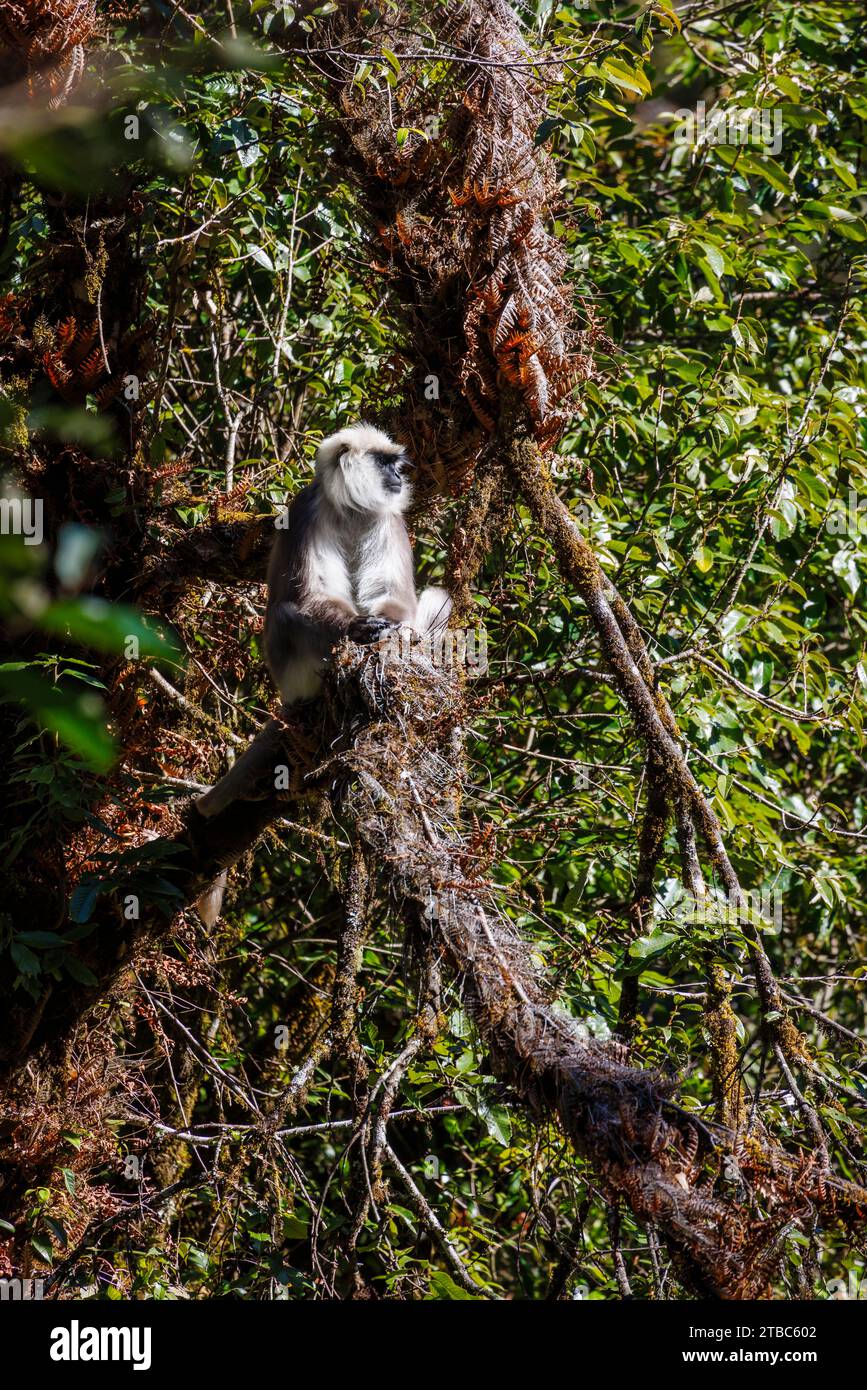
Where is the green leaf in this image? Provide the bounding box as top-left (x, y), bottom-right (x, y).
top-left (37, 598), bottom-right (180, 663)
top-left (427, 1271), bottom-right (481, 1300)
top-left (600, 56), bottom-right (651, 98)
top-left (247, 244), bottom-right (274, 271)
top-left (629, 931), bottom-right (678, 962)
top-left (694, 545), bottom-right (713, 573)
top-left (69, 882), bottom-right (103, 924)
top-left (481, 1103), bottom-right (512, 1147)
top-left (226, 116), bottom-right (260, 167)
top-left (0, 669), bottom-right (114, 771)
top-left (741, 153), bottom-right (791, 195)
top-left (64, 956), bottom-right (99, 988)
top-left (696, 242), bottom-right (725, 278)
top-left (10, 941), bottom-right (40, 976)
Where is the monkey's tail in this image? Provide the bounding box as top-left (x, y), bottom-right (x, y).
top-left (196, 871), bottom-right (228, 929)
top-left (191, 718), bottom-right (287, 926)
top-left (415, 586), bottom-right (452, 634)
top-left (195, 718), bottom-right (285, 820)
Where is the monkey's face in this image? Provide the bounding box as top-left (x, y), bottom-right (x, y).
top-left (316, 425), bottom-right (413, 515)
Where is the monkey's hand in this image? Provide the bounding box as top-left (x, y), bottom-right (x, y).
top-left (347, 615), bottom-right (396, 644)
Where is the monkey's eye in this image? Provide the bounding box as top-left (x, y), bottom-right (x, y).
top-left (372, 450), bottom-right (410, 476)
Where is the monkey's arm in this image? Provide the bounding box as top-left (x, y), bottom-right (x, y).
top-left (265, 596), bottom-right (391, 705)
top-left (299, 594), bottom-right (394, 644)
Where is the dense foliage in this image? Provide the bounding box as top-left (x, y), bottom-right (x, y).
top-left (1, 0), bottom-right (866, 1300)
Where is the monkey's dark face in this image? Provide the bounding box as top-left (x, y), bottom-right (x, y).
top-left (370, 448), bottom-right (411, 496)
top-left (316, 425), bottom-right (414, 515)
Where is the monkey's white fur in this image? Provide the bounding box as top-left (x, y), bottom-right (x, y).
top-left (316, 425), bottom-right (413, 515)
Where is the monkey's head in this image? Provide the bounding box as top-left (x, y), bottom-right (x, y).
top-left (315, 424), bottom-right (413, 516)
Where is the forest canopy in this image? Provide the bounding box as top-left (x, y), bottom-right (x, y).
top-left (1, 0), bottom-right (866, 1304)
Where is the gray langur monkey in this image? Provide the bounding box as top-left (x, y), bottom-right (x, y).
top-left (263, 423), bottom-right (451, 703)
top-left (194, 424), bottom-right (451, 838)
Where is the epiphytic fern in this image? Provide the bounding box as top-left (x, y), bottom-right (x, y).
top-left (322, 0), bottom-right (602, 493)
top-left (0, 0), bottom-right (100, 107)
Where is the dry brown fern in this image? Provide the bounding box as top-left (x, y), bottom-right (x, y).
top-left (314, 0), bottom-right (603, 493)
top-left (0, 0), bottom-right (100, 106)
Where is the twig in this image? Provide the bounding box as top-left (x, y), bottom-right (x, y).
top-left (385, 1143), bottom-right (490, 1297)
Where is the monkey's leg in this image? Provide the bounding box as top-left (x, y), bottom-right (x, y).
top-left (195, 718), bottom-right (286, 819)
top-left (265, 599), bottom-right (352, 703)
